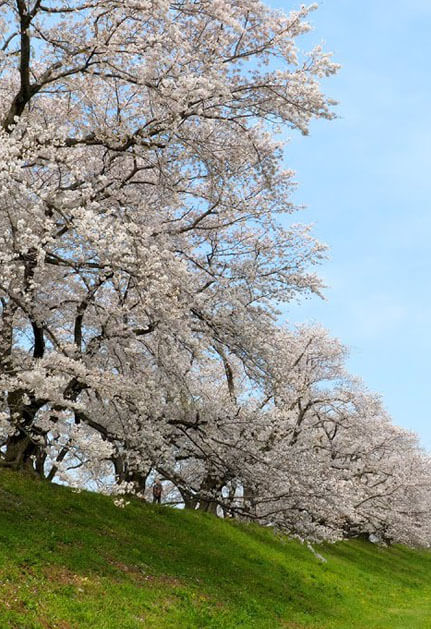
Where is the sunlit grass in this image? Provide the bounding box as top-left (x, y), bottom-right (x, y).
top-left (1, 470), bottom-right (431, 628)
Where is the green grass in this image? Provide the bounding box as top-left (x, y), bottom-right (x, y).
top-left (1, 471), bottom-right (431, 628)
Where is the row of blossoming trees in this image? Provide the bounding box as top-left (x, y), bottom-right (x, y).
top-left (0, 0), bottom-right (430, 545)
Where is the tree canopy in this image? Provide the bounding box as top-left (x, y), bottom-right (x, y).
top-left (0, 0), bottom-right (430, 545)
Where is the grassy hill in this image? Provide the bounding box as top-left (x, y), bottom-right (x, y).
top-left (1, 471), bottom-right (431, 628)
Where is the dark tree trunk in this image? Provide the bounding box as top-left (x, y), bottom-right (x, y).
top-left (112, 453), bottom-right (150, 497)
top-left (221, 481), bottom-right (237, 518)
top-left (2, 390), bottom-right (47, 476)
top-left (126, 469), bottom-right (150, 495)
top-left (243, 482), bottom-right (257, 517)
top-left (183, 493), bottom-right (199, 510)
top-left (3, 430), bottom-right (39, 474)
top-left (198, 473), bottom-right (222, 515)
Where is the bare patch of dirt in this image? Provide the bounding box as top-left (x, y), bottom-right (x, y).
top-left (38, 618), bottom-right (74, 629)
top-left (106, 558), bottom-right (183, 588)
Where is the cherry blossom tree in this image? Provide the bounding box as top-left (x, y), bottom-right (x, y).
top-left (165, 325), bottom-right (431, 545)
top-left (0, 0), bottom-right (336, 472)
top-left (1, 0), bottom-right (430, 546)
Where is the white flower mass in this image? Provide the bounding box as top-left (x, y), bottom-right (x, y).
top-left (0, 0), bottom-right (429, 545)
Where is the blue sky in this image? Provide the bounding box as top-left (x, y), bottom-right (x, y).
top-left (272, 1), bottom-right (431, 448)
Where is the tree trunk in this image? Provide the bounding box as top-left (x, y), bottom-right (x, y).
top-left (198, 473), bottom-right (222, 514)
top-left (112, 454), bottom-right (150, 497)
top-left (2, 430), bottom-right (40, 475)
top-left (2, 390), bottom-right (47, 476)
top-left (183, 493), bottom-right (199, 510)
top-left (243, 482), bottom-right (257, 517)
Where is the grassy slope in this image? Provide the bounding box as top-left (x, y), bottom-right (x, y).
top-left (1, 472), bottom-right (431, 628)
